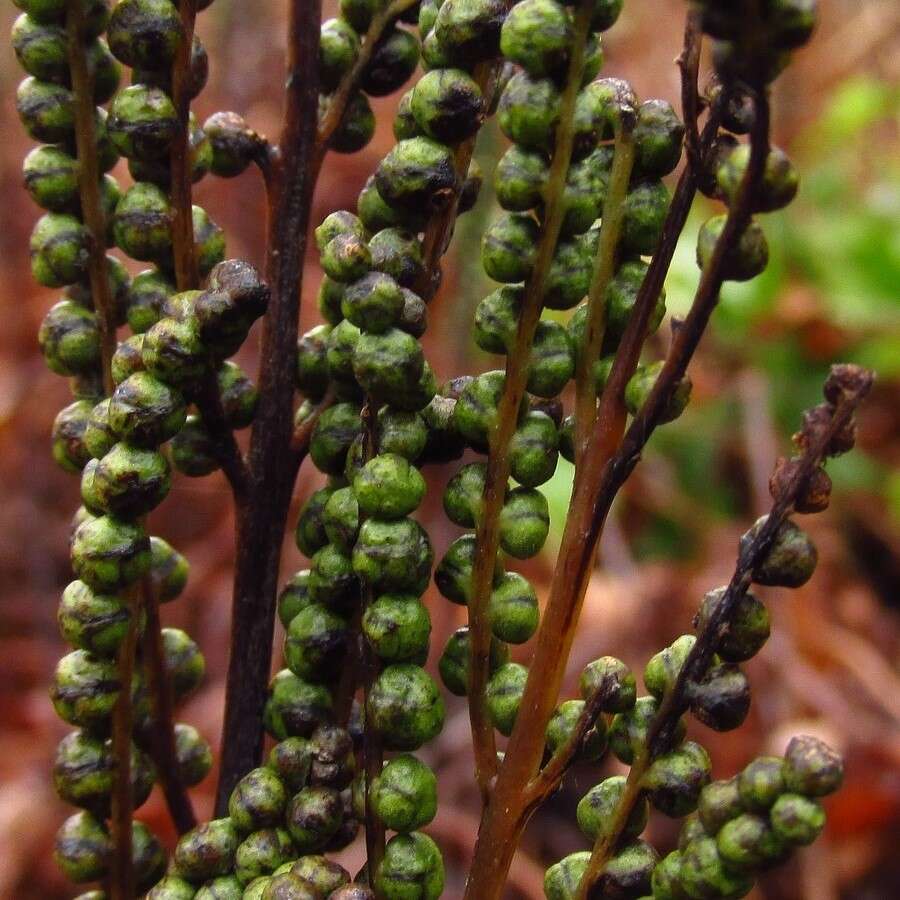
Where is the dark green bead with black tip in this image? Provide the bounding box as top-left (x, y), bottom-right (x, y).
top-left (509, 410), bottom-right (558, 487)
top-left (489, 571), bottom-right (539, 644)
top-left (604, 260), bottom-right (666, 349)
top-left (290, 855), bottom-right (351, 895)
top-left (643, 740), bottom-right (712, 818)
top-left (688, 663), bottom-right (751, 732)
top-left (783, 734), bottom-right (843, 797)
top-left (163, 627), bottom-right (205, 699)
top-left (694, 586), bottom-right (770, 663)
top-left (609, 695), bottom-right (685, 765)
top-left (556, 151), bottom-right (608, 236)
top-left (320, 17), bottom-right (360, 92)
top-left (31, 214), bottom-right (89, 288)
top-left (52, 400), bottom-right (93, 473)
top-left (410, 67), bottom-right (484, 143)
top-left (362, 593), bottom-right (431, 663)
top-left (54, 810), bottom-right (110, 883)
top-left (295, 488), bottom-right (334, 557)
top-left (482, 212), bottom-right (539, 283)
top-left (265, 670), bottom-right (333, 739)
top-left (592, 841), bottom-right (659, 898)
top-left (678, 836), bottom-right (753, 899)
top-left (644, 634), bottom-right (696, 699)
top-left (80, 459), bottom-right (104, 513)
top-left (434, 533), bottom-right (504, 605)
top-left (9, 8), bottom-right (68, 77)
top-left (16, 76), bottom-right (74, 143)
top-left (494, 144), bottom-right (548, 212)
top-left (195, 875), bottom-right (243, 899)
top-left (132, 820), bottom-right (167, 891)
top-left (107, 372), bottom-right (186, 448)
top-left (580, 656), bottom-right (637, 712)
top-left (717, 812), bottom-right (787, 872)
top-left (473, 284), bottom-right (521, 353)
top-left (147, 875), bottom-right (196, 899)
top-left (486, 661), bottom-right (527, 736)
top-left (545, 699), bottom-right (607, 762)
top-left (621, 178), bottom-right (670, 256)
top-left (108, 84), bottom-right (178, 161)
top-left (277, 570), bottom-right (313, 627)
top-left (362, 26), bottom-right (420, 97)
top-left (341, 271), bottom-right (405, 332)
top-left (310, 403), bottom-right (362, 476)
top-left (626, 361), bottom-right (692, 423)
top-left (500, 0), bottom-right (573, 78)
top-left (353, 517), bottom-right (434, 594)
top-left (171, 415), bottom-right (219, 477)
top-left (499, 486), bottom-right (549, 559)
top-left (295, 324), bottom-right (331, 399)
top-left (191, 206), bottom-right (227, 277)
top-left (229, 767), bottom-right (289, 834)
top-left (321, 232), bottom-right (372, 284)
top-left (394, 89), bottom-right (421, 141)
top-left (375, 831), bottom-right (444, 900)
top-left (323, 487), bottom-right (360, 552)
top-left (738, 756), bottom-right (786, 811)
top-left (770, 793), bottom-right (825, 846)
top-left (741, 515), bottom-right (817, 588)
top-left (107, 0), bottom-right (183, 69)
top-left (526, 319), bottom-right (574, 398)
top-left (358, 174), bottom-right (428, 233)
top-left (372, 755), bottom-right (437, 833)
top-left (398, 290), bottom-right (427, 339)
top-left (543, 232), bottom-right (596, 311)
top-left (208, 258), bottom-right (270, 318)
top-left (697, 214), bottom-right (769, 282)
top-left (267, 737), bottom-right (313, 792)
top-left (91, 442), bottom-right (170, 517)
top-left (309, 723), bottom-right (356, 788)
top-left (442, 461), bottom-right (486, 527)
top-left (375, 136), bottom-right (458, 212)
top-left (328, 91), bottom-right (375, 154)
top-left (134, 29), bottom-right (209, 100)
top-left (544, 851), bottom-right (589, 900)
top-left (50, 649), bottom-right (120, 729)
top-left (38, 300), bottom-right (99, 375)
top-left (309, 543), bottom-right (360, 612)
top-left (110, 335), bottom-right (145, 386)
top-left (317, 276), bottom-right (346, 325)
top-left (285, 785), bottom-right (343, 853)
top-left (22, 144), bottom-right (78, 212)
top-left (259, 873), bottom-right (316, 899)
top-left (698, 777), bottom-right (745, 835)
top-left (284, 603), bottom-right (350, 682)
top-left (325, 318), bottom-right (362, 386)
top-left (438, 625), bottom-right (508, 696)
top-left (650, 850), bottom-right (686, 900)
top-left (127, 268), bottom-right (174, 334)
top-left (369, 229), bottom-right (424, 288)
top-left (367, 663), bottom-right (445, 751)
top-left (376, 407), bottom-right (428, 461)
top-left (203, 110), bottom-right (263, 178)
top-left (71, 514), bottom-right (151, 592)
top-left (433, 0), bottom-right (506, 65)
top-left (113, 182), bottom-right (172, 262)
top-left (578, 775), bottom-right (648, 844)
top-left (58, 580), bottom-right (130, 656)
top-left (217, 361), bottom-right (258, 429)
top-left (632, 99), bottom-right (684, 179)
top-left (127, 118), bottom-right (210, 187)
top-left (174, 818), bottom-right (240, 883)
top-left (353, 328), bottom-right (425, 401)
top-left (419, 394), bottom-right (466, 464)
top-left (174, 722), bottom-right (213, 786)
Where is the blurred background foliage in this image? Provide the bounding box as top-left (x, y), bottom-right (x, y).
top-left (0, 1), bottom-right (897, 898)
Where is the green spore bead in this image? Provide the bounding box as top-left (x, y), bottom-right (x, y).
top-left (579, 656), bottom-right (637, 712)
top-left (694, 587), bottom-right (770, 663)
top-left (527, 319), bottom-right (574, 398)
top-left (783, 734), bottom-right (843, 797)
top-left (358, 174), bottom-right (427, 233)
top-left (678, 836), bottom-right (753, 899)
top-left (452, 369), bottom-right (522, 452)
top-left (418, 0), bottom-right (440, 34)
top-left (284, 603), bottom-right (350, 682)
top-left (632, 99), bottom-right (684, 178)
top-left (697, 214), bottom-right (769, 282)
top-left (228, 767), bottom-right (289, 833)
top-left (108, 84), bottom-right (177, 161)
top-left (22, 144), bottom-right (77, 212)
top-left (486, 661), bottom-right (527, 736)
top-left (376, 407), bottom-right (428, 461)
top-left (58, 580), bottom-right (129, 657)
top-left (442, 461), bottom-right (486, 527)
top-left (698, 777), bottom-right (745, 835)
top-left (737, 756), bottom-right (786, 811)
top-left (410, 67), bottom-right (484, 143)
top-left (323, 487), bottom-right (360, 552)
top-left (11, 14), bottom-right (67, 84)
top-left (195, 875), bottom-right (243, 899)
top-left (91, 442), bottom-right (170, 517)
top-left (604, 260), bottom-right (666, 350)
top-left (481, 212), bottom-right (539, 283)
top-left (309, 723), bottom-right (356, 788)
top-left (50, 649), bottom-right (120, 730)
top-left (325, 319), bottom-right (362, 386)
top-left (394, 89), bottom-right (421, 141)
top-left (375, 831), bottom-right (444, 900)
top-left (107, 0), bottom-right (183, 69)
top-left (243, 877), bottom-right (273, 900)
top-left (644, 634), bottom-right (696, 699)
top-left (556, 152), bottom-right (608, 237)
top-left (217, 361), bottom-right (258, 429)
top-left (679, 814), bottom-right (710, 851)
top-left (509, 410), bottom-right (558, 488)
top-left (203, 110), bottom-right (262, 178)
top-left (399, 289), bottom-right (427, 340)
top-left (309, 543), bottom-right (360, 612)
top-left (390, 359), bottom-right (437, 414)
top-left (320, 18), bottom-right (360, 92)
top-left (717, 813), bottom-right (786, 872)
top-left (310, 403), bottom-right (362, 476)
top-left (434, 534), bottom-right (504, 605)
top-left (290, 855), bottom-right (351, 895)
top-left (770, 793), bottom-right (825, 846)
top-left (432, 0), bottom-right (506, 64)
top-left (175, 818), bottom-right (240, 883)
top-left (688, 663), bottom-right (752, 732)
top-left (71, 514), bottom-right (151, 592)
top-left (362, 594), bottom-right (431, 662)
top-left (438, 625), bottom-right (508, 696)
top-left (473, 284), bottom-right (521, 353)
top-left (31, 214), bottom-right (89, 288)
top-left (489, 571), bottom-right (539, 644)
top-left (372, 754), bottom-right (438, 833)
top-left (500, 0), bottom-right (573, 78)
top-left (321, 232), bottom-right (372, 284)
top-left (609, 696), bottom-right (685, 765)
top-left (369, 229), bottom-right (424, 289)
top-left (544, 231), bottom-right (597, 311)
top-left (191, 206), bottom-right (227, 276)
top-left (353, 328), bottom-right (425, 402)
top-left (39, 301), bottom-right (99, 378)
top-left (110, 335), bottom-right (145, 386)
top-left (544, 851), bottom-right (590, 900)
top-left (461, 160), bottom-right (484, 213)
top-left (626, 361), bottom-right (691, 423)
top-left (54, 810), bottom-right (110, 883)
top-left (133, 28), bottom-right (208, 99)
top-left (361, 26), bottom-right (420, 97)
top-left (649, 850), bottom-right (685, 900)
top-left (717, 143), bottom-right (798, 213)
top-left (592, 841), bottom-right (659, 898)
top-left (643, 740), bottom-right (712, 818)
top-left (174, 722), bottom-right (213, 786)
top-left (494, 144), bottom-right (548, 212)
top-left (578, 776), bottom-right (648, 844)
top-left (419, 394), bottom-right (466, 465)
top-left (16, 76), bottom-right (74, 143)
top-left (375, 136), bottom-right (458, 212)
top-left (267, 737), bottom-right (313, 792)
top-left (171, 415), bottom-right (219, 477)
top-left (316, 210), bottom-right (365, 253)
top-left (107, 372), bottom-right (186, 448)
top-left (147, 875), bottom-right (197, 899)
top-left (163, 627), bottom-right (205, 698)
top-left (295, 488), bottom-right (334, 558)
top-left (740, 516), bottom-right (818, 588)
top-left (499, 486), bottom-right (550, 559)
top-left (259, 873), bottom-right (315, 899)
top-left (545, 699), bottom-right (607, 762)
top-left (621, 178), bottom-right (670, 256)
top-left (127, 268), bottom-right (174, 334)
top-left (367, 663), bottom-right (445, 751)
top-left (317, 276), bottom-right (346, 325)
top-left (295, 324), bottom-right (331, 400)
top-left (113, 182), bottom-right (172, 262)
top-left (285, 785), bottom-right (343, 852)
top-left (329, 91), bottom-right (376, 154)
top-left (132, 820), bottom-right (167, 891)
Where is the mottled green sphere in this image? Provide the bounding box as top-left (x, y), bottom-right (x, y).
top-left (320, 18), bottom-right (360, 92)
top-left (501, 0), bottom-right (573, 78)
top-left (285, 785), bottom-right (344, 853)
top-left (697, 214), bottom-right (769, 283)
top-left (372, 754), bottom-right (438, 833)
top-left (367, 663), bottom-right (445, 751)
top-left (362, 594), bottom-right (431, 663)
top-left (737, 756), bottom-right (786, 811)
top-left (22, 144), bottom-right (78, 212)
top-left (543, 851), bottom-right (589, 900)
top-left (264, 670), bottom-right (334, 740)
top-left (311, 403), bottom-right (362, 476)
top-left (71, 514), bottom-right (151, 592)
top-left (352, 517), bottom-right (434, 595)
top-left (108, 84), bottom-right (178, 161)
top-left (267, 737), bottom-right (313, 793)
top-left (16, 76), bottom-right (74, 143)
top-left (717, 812), bottom-right (787, 871)
top-left (174, 818), bottom-right (240, 883)
top-left (678, 836), bottom-right (753, 899)
top-left (488, 571), bottom-right (539, 644)
top-left (107, 0), bottom-right (183, 69)
top-left (284, 603), bottom-right (350, 682)
top-left (31, 214), bottom-right (89, 288)
top-left (577, 775), bottom-right (648, 843)
top-left (698, 777), bottom-right (745, 835)
top-left (375, 137), bottom-right (458, 212)
top-left (695, 586), bottom-right (770, 663)
top-left (309, 543), bottom-right (360, 612)
top-left (498, 71), bottom-right (560, 150)
top-left (741, 515), bottom-right (818, 588)
top-left (113, 181), bottom-right (173, 262)
top-left (354, 453), bottom-right (426, 519)
top-left (374, 831), bottom-right (444, 900)
top-left (609, 696), bottom-right (685, 766)
top-left (54, 810), bottom-right (110, 883)
top-left (50, 649), bottom-right (120, 731)
top-left (546, 699), bottom-right (607, 762)
top-left (643, 740), bottom-right (712, 818)
top-left (783, 734), bottom-right (844, 797)
top-left (498, 485), bottom-right (549, 559)
top-left (579, 656), bottom-right (637, 713)
top-left (58, 579), bottom-right (130, 657)
top-left (39, 301), bottom-right (99, 376)
top-left (486, 661), bottom-right (528, 736)
top-left (770, 792), bottom-right (825, 846)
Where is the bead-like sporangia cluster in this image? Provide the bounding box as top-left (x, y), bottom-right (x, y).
top-left (12, 0), bottom-right (855, 898)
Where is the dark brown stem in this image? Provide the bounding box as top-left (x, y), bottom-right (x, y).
top-left (139, 580), bottom-right (197, 834)
top-left (215, 0), bottom-right (324, 814)
top-left (679, 9), bottom-right (704, 174)
top-left (170, 0), bottom-right (199, 292)
top-left (66, 0), bottom-right (115, 394)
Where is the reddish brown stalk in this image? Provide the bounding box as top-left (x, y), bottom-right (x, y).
top-left (66, 0), bottom-right (115, 394)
